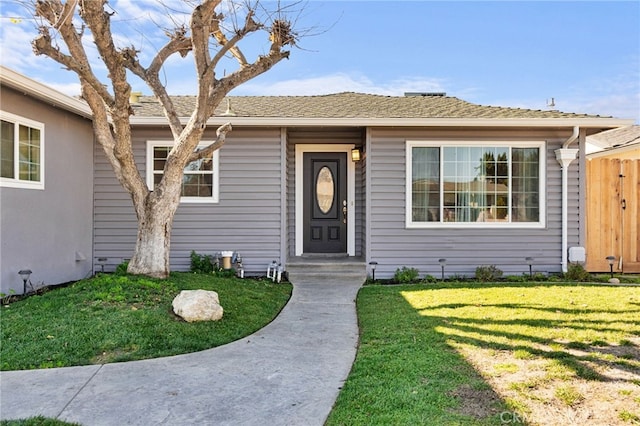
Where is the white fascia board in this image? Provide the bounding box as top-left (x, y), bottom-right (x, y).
top-left (129, 115), bottom-right (635, 129)
top-left (0, 66), bottom-right (93, 118)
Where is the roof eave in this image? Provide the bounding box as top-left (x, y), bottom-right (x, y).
top-left (587, 142), bottom-right (640, 158)
top-left (129, 116), bottom-right (635, 128)
top-left (0, 65), bottom-right (93, 119)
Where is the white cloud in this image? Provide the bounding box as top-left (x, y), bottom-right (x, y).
top-left (232, 72), bottom-right (448, 96)
top-left (43, 81), bottom-right (82, 98)
top-left (560, 93), bottom-right (638, 121)
top-left (0, 16), bottom-right (41, 72)
top-left (458, 64), bottom-right (640, 124)
top-left (111, 0), bottom-right (190, 33)
top-left (553, 62), bottom-right (639, 122)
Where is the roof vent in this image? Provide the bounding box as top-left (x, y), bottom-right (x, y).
top-left (220, 98), bottom-right (236, 116)
top-left (404, 92), bottom-right (446, 97)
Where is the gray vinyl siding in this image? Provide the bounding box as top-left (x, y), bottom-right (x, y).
top-left (92, 123), bottom-right (583, 279)
top-left (0, 86), bottom-right (94, 294)
top-left (93, 127), bottom-right (284, 276)
top-left (367, 127), bottom-right (582, 279)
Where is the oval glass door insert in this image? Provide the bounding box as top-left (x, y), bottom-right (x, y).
top-left (316, 166), bottom-right (335, 214)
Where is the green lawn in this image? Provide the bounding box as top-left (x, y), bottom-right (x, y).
top-left (3, 276), bottom-right (639, 425)
top-left (327, 282), bottom-right (640, 425)
top-left (0, 273), bottom-right (291, 370)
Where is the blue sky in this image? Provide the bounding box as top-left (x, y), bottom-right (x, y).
top-left (1, 1), bottom-right (638, 122)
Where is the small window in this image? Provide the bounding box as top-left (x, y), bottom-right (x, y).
top-left (407, 141), bottom-right (545, 228)
top-left (147, 141), bottom-right (219, 203)
top-left (0, 112), bottom-right (44, 190)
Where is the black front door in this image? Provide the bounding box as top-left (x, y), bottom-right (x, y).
top-left (303, 152), bottom-right (348, 253)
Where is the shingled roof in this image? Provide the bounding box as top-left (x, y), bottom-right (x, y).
top-left (588, 125), bottom-right (640, 148)
top-left (131, 92), bottom-right (604, 120)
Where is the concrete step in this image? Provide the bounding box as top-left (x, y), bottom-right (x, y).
top-left (285, 259), bottom-right (367, 283)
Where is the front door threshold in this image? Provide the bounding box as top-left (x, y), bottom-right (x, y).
top-left (300, 253), bottom-right (350, 259)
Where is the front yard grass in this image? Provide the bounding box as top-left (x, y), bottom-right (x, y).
top-left (327, 282), bottom-right (640, 425)
top-left (0, 273), bottom-right (291, 371)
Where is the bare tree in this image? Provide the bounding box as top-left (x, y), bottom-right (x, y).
top-left (30, 0), bottom-right (299, 278)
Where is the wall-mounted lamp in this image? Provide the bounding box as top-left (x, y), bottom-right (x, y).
top-left (351, 148), bottom-right (361, 162)
top-left (438, 258), bottom-right (447, 281)
top-left (369, 261), bottom-right (378, 281)
top-left (18, 269), bottom-right (32, 295)
top-left (606, 256), bottom-right (616, 279)
top-left (525, 257), bottom-right (534, 278)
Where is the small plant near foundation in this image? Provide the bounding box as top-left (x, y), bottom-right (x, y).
top-left (115, 260), bottom-right (129, 275)
top-left (1, 289), bottom-right (16, 305)
top-left (475, 265), bottom-right (503, 282)
top-left (190, 250), bottom-right (214, 274)
top-left (564, 263), bottom-right (591, 282)
top-left (393, 266), bottom-right (420, 284)
top-left (421, 274), bottom-right (438, 283)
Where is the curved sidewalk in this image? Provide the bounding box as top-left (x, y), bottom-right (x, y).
top-left (0, 277), bottom-right (363, 425)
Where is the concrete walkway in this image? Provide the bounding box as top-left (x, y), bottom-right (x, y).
top-left (0, 276), bottom-right (363, 425)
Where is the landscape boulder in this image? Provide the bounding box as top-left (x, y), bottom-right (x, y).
top-left (172, 290), bottom-right (223, 322)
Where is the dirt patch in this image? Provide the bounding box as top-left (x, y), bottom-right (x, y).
top-left (448, 383), bottom-right (504, 419)
top-left (452, 339), bottom-right (640, 426)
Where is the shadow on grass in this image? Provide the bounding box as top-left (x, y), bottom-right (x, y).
top-left (328, 282), bottom-right (640, 425)
top-left (328, 285), bottom-right (519, 425)
top-left (404, 283), bottom-right (640, 376)
top-left (398, 282), bottom-right (640, 423)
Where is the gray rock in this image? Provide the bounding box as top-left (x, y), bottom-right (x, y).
top-left (172, 290), bottom-right (223, 322)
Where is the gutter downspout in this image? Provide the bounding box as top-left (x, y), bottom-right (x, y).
top-left (555, 126), bottom-right (580, 273)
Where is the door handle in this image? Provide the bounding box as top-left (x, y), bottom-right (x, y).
top-left (342, 200), bottom-right (347, 223)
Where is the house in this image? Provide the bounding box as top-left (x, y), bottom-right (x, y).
top-left (1, 66), bottom-right (634, 293)
top-left (1, 67), bottom-right (94, 293)
top-left (585, 126), bottom-right (640, 273)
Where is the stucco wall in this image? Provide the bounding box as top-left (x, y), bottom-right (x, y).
top-left (0, 86), bottom-right (94, 294)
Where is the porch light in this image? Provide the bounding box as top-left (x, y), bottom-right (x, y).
top-left (438, 258), bottom-right (447, 281)
top-left (606, 256), bottom-right (616, 279)
top-left (18, 269), bottom-right (32, 295)
top-left (525, 257), bottom-right (534, 278)
top-left (351, 148), bottom-right (361, 162)
top-left (369, 261), bottom-right (378, 281)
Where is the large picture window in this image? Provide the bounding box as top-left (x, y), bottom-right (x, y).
top-left (407, 141), bottom-right (545, 227)
top-left (147, 142), bottom-right (219, 203)
top-left (0, 112), bottom-right (44, 190)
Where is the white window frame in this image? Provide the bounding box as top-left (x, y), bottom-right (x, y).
top-left (406, 140), bottom-right (546, 229)
top-left (146, 141), bottom-right (220, 203)
top-left (0, 111), bottom-right (45, 190)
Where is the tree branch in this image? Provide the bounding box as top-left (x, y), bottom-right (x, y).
top-left (121, 40), bottom-right (186, 139)
top-left (187, 122), bottom-right (232, 163)
top-left (210, 10), bottom-right (261, 68)
top-left (79, 0), bottom-right (131, 111)
top-left (33, 0), bottom-right (113, 104)
top-left (190, 0), bottom-right (218, 80)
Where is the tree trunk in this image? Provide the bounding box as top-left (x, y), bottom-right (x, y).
top-left (127, 194), bottom-right (180, 279)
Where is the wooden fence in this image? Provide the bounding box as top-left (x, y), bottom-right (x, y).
top-left (586, 158), bottom-right (639, 273)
